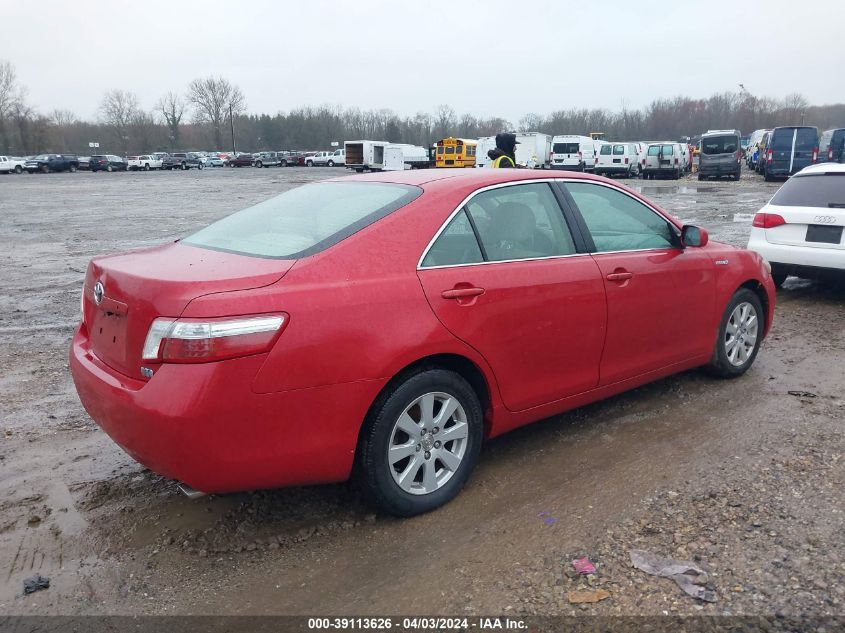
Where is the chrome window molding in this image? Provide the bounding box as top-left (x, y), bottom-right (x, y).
top-left (417, 178), bottom-right (681, 270)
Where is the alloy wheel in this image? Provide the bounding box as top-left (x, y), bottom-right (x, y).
top-left (724, 301), bottom-right (758, 366)
top-left (387, 392), bottom-right (468, 495)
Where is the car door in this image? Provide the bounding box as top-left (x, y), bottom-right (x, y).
top-left (561, 181), bottom-right (715, 385)
top-left (417, 181), bottom-right (607, 412)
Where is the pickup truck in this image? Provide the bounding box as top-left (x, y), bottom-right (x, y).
top-left (127, 155), bottom-right (163, 171)
top-left (227, 153), bottom-right (254, 167)
top-left (24, 154), bottom-right (79, 174)
top-left (253, 152), bottom-right (282, 168)
top-left (0, 155), bottom-right (25, 174)
top-left (162, 152), bottom-right (204, 170)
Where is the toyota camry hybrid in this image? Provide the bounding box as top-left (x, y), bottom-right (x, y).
top-left (70, 169), bottom-right (776, 516)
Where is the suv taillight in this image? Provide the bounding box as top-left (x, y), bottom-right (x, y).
top-left (767, 149), bottom-right (773, 164)
top-left (752, 213), bottom-right (786, 229)
top-left (142, 314), bottom-right (288, 365)
top-left (812, 147), bottom-right (819, 163)
top-left (830, 146), bottom-right (834, 161)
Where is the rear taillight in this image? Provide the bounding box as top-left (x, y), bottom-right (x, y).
top-left (624, 157), bottom-right (629, 164)
top-left (578, 151), bottom-right (582, 160)
top-left (752, 213), bottom-right (786, 229)
top-left (830, 147), bottom-right (834, 161)
top-left (812, 147), bottom-right (819, 163)
top-left (142, 313), bottom-right (287, 364)
top-left (674, 157), bottom-right (679, 165)
top-left (767, 149), bottom-right (773, 164)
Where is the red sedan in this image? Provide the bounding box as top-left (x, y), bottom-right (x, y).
top-left (70, 170), bottom-right (776, 516)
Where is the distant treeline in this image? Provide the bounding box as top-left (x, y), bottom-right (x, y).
top-left (1, 60), bottom-right (843, 155)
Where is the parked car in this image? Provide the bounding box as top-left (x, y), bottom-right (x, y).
top-left (326, 149), bottom-right (345, 167)
top-left (746, 129), bottom-right (771, 169)
top-left (24, 153), bottom-right (79, 174)
top-left (642, 143), bottom-right (683, 179)
top-left (594, 143), bottom-right (640, 178)
top-left (163, 152), bottom-right (204, 170)
top-left (77, 156), bottom-right (91, 170)
top-left (308, 151), bottom-right (334, 166)
top-left (762, 126), bottom-right (819, 181)
top-left (279, 151), bottom-right (301, 167)
top-left (550, 135), bottom-right (597, 172)
top-left (756, 131), bottom-right (771, 175)
top-left (698, 130), bottom-right (742, 181)
top-left (299, 152), bottom-right (318, 166)
top-left (205, 156), bottom-right (225, 167)
top-left (128, 155), bottom-right (163, 171)
top-left (70, 169), bottom-right (775, 516)
top-left (228, 153), bottom-right (254, 168)
top-left (0, 155), bottom-right (25, 174)
top-left (253, 152), bottom-right (282, 168)
top-left (818, 128), bottom-right (845, 164)
top-left (748, 163), bottom-right (845, 286)
top-left (90, 155), bottom-right (128, 172)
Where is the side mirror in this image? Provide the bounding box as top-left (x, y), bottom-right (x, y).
top-left (681, 225), bottom-right (709, 248)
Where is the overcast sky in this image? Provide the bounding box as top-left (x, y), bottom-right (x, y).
top-left (6, 0), bottom-right (842, 124)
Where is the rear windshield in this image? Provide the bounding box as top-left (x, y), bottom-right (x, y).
top-left (183, 182), bottom-right (422, 259)
top-left (613, 145), bottom-right (625, 155)
top-left (554, 143), bottom-right (580, 153)
top-left (772, 128), bottom-right (818, 151)
top-left (647, 145), bottom-right (674, 156)
top-left (770, 173), bottom-right (845, 208)
top-left (701, 136), bottom-right (738, 155)
top-left (600, 145), bottom-right (612, 155)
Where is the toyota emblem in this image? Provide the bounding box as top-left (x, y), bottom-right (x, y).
top-left (813, 215), bottom-right (836, 224)
top-left (93, 281), bottom-right (104, 305)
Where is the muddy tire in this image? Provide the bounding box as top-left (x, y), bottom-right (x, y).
top-left (357, 369), bottom-right (483, 517)
top-left (706, 288), bottom-right (764, 379)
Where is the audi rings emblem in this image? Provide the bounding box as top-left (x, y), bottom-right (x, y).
top-left (93, 281), bottom-right (105, 305)
top-left (813, 215), bottom-right (836, 224)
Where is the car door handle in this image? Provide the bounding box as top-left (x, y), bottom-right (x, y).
top-left (606, 272), bottom-right (634, 281)
top-left (441, 287), bottom-right (485, 299)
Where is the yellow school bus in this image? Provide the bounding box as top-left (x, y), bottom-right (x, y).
top-left (589, 132), bottom-right (606, 141)
top-left (435, 137), bottom-right (477, 168)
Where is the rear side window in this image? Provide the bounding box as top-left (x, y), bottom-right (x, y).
top-left (701, 136), bottom-right (738, 154)
top-left (769, 174), bottom-right (845, 208)
top-left (184, 182), bottom-right (421, 259)
top-left (420, 209), bottom-right (483, 267)
top-left (565, 182), bottom-right (677, 252)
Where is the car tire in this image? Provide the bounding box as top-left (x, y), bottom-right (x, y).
top-left (69, 164), bottom-right (77, 173)
top-left (327, 160), bottom-right (335, 167)
top-left (255, 161), bottom-right (263, 168)
top-left (764, 172), bottom-right (773, 182)
top-left (106, 165), bottom-right (113, 172)
top-left (181, 162), bottom-right (187, 170)
top-left (14, 165), bottom-right (22, 174)
top-left (144, 164), bottom-right (150, 171)
top-left (306, 160), bottom-right (313, 167)
top-left (357, 368), bottom-right (483, 517)
top-left (706, 288), bottom-right (764, 379)
top-left (198, 163), bottom-right (204, 170)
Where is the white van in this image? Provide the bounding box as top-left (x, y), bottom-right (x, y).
top-left (594, 142), bottom-right (641, 178)
top-left (642, 142), bottom-right (684, 179)
top-left (550, 135), bottom-right (596, 171)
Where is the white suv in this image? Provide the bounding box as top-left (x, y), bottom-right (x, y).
top-left (747, 163), bottom-right (845, 286)
top-left (308, 151), bottom-right (334, 166)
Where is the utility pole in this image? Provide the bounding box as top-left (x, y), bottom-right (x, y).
top-left (230, 103), bottom-right (236, 154)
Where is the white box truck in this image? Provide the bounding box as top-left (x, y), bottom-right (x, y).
top-left (475, 133), bottom-right (551, 168)
top-left (344, 140), bottom-right (388, 171)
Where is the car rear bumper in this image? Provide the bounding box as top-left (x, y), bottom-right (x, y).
top-left (70, 325), bottom-right (385, 493)
top-left (748, 231), bottom-right (845, 271)
top-left (699, 163), bottom-right (739, 175)
top-left (594, 166), bottom-right (632, 174)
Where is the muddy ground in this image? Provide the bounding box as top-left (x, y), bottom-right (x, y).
top-left (0, 167), bottom-right (842, 618)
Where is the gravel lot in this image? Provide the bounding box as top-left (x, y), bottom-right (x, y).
top-left (0, 167), bottom-right (843, 619)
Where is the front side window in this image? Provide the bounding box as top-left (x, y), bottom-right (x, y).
top-left (184, 182), bottom-right (421, 259)
top-left (564, 182), bottom-right (678, 253)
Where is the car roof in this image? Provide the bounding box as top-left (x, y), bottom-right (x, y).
top-left (796, 163), bottom-right (845, 176)
top-left (329, 168), bottom-right (622, 189)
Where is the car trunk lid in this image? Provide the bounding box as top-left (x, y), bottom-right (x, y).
top-left (764, 204), bottom-right (845, 249)
top-left (83, 242), bottom-right (294, 378)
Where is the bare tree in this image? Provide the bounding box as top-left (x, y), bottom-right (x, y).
top-left (157, 91), bottom-right (186, 149)
top-left (0, 60), bottom-right (24, 152)
top-left (100, 89), bottom-right (139, 154)
top-left (187, 76), bottom-right (245, 149)
top-left (48, 109), bottom-right (79, 152)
